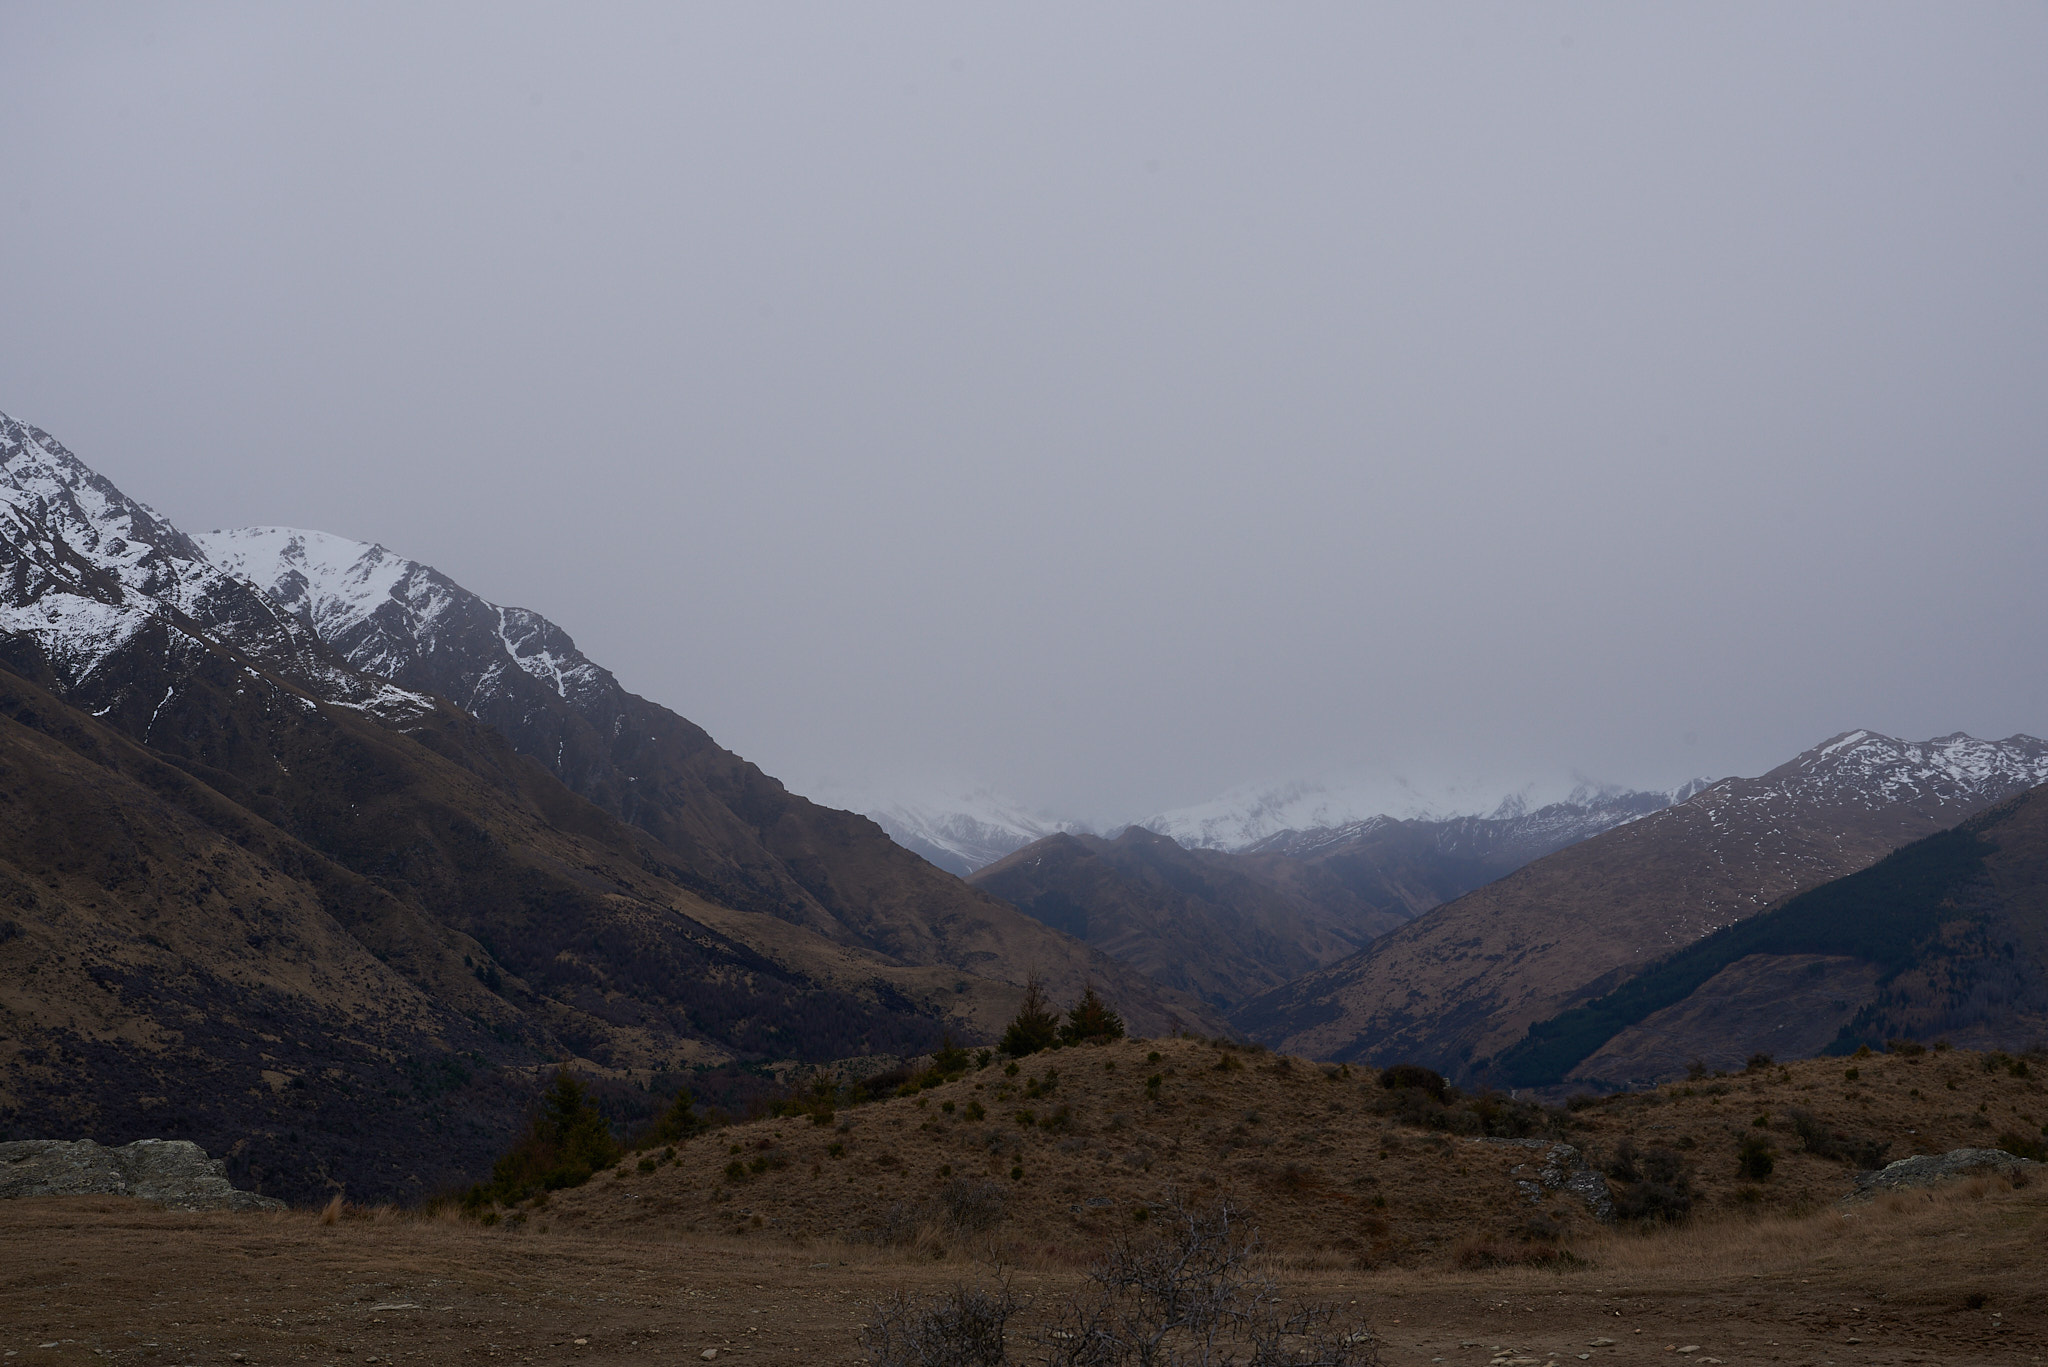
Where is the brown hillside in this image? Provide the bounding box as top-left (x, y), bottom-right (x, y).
top-left (543, 1037), bottom-right (2048, 1271)
top-left (0, 414), bottom-right (1202, 1036)
top-left (1561, 780), bottom-right (2048, 1086)
top-left (1233, 733), bottom-right (2048, 1075)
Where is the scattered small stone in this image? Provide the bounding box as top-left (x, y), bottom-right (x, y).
top-left (701, 1351), bottom-right (719, 1361)
top-left (1589, 1340), bottom-right (1616, 1348)
top-left (1676, 1347), bottom-right (1700, 1355)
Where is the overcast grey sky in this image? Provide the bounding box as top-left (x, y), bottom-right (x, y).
top-left (3, 4), bottom-right (2045, 822)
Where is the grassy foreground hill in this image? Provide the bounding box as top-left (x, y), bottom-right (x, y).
top-left (539, 1037), bottom-right (2046, 1268)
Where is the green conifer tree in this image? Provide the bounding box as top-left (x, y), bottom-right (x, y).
top-left (999, 973), bottom-right (1060, 1057)
top-left (1058, 984), bottom-right (1126, 1045)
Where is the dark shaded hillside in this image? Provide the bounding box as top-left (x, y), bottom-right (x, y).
top-left (0, 644), bottom-right (966, 1203)
top-left (1231, 731), bottom-right (2048, 1076)
top-left (1495, 783), bottom-right (2048, 1086)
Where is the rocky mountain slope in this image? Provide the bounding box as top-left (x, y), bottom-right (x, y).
top-left (1232, 731), bottom-right (2048, 1076)
top-left (0, 412), bottom-right (1206, 1202)
top-left (1502, 779), bottom-right (2048, 1086)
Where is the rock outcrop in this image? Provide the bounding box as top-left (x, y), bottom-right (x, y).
top-left (0, 1138), bottom-right (286, 1211)
top-left (1471, 1136), bottom-right (1616, 1222)
top-left (1848, 1147), bottom-right (2039, 1199)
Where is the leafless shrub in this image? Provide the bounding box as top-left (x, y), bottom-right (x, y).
top-left (861, 1278), bottom-right (1021, 1367)
top-left (860, 1201), bottom-right (924, 1247)
top-left (1032, 1195), bottom-right (1377, 1367)
top-left (858, 1196), bottom-right (1374, 1365)
top-left (937, 1178), bottom-right (1008, 1233)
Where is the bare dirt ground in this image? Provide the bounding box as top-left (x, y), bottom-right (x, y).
top-left (2, 1170), bottom-right (2041, 1367)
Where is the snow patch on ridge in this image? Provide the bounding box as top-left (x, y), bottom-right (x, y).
top-left (809, 782), bottom-right (1092, 876)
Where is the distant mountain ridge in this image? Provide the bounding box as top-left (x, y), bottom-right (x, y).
top-left (1142, 774), bottom-right (1705, 853)
top-left (1232, 729), bottom-right (2048, 1077)
top-left (852, 776), bottom-right (1703, 877)
top-left (969, 783), bottom-right (1719, 1013)
top-left (1242, 781), bottom-right (1711, 861)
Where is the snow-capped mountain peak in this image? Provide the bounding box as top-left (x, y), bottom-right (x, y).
top-left (196, 526), bottom-right (616, 711)
top-left (1725, 729), bottom-right (2048, 814)
top-left (0, 413), bottom-right (428, 719)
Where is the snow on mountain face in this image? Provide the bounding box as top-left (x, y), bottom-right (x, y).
top-left (1695, 730), bottom-right (2048, 817)
top-left (196, 527), bottom-right (616, 714)
top-left (0, 413), bottom-right (426, 719)
top-left (1143, 773), bottom-right (1702, 853)
top-left (810, 786), bottom-right (1088, 876)
top-left (1242, 781), bottom-right (1709, 861)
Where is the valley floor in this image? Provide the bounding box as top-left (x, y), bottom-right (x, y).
top-left (0, 1175), bottom-right (2039, 1366)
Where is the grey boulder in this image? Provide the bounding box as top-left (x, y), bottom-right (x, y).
top-left (1848, 1147), bottom-right (2039, 1199)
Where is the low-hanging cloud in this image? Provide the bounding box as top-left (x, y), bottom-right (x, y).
top-left (3, 3), bottom-right (2044, 823)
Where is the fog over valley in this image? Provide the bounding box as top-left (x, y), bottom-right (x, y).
top-left (4, 4), bottom-right (2044, 827)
